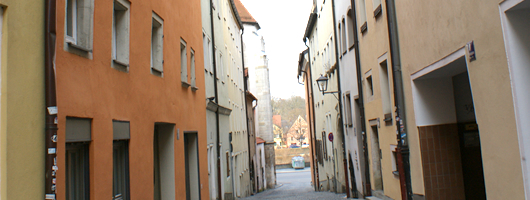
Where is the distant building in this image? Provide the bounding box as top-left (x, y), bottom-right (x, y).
top-left (236, 0), bottom-right (277, 189)
top-left (284, 116), bottom-right (310, 147)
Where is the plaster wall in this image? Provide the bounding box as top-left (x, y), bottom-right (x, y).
top-left (353, 0), bottom-right (401, 198)
top-left (334, 0), bottom-right (365, 196)
top-left (395, 0), bottom-right (525, 198)
top-left (500, 1), bottom-right (530, 197)
top-left (0, 0), bottom-right (45, 199)
top-left (54, 0), bottom-right (209, 199)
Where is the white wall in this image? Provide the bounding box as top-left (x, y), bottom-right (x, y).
top-left (412, 77), bottom-right (457, 126)
top-left (501, 1), bottom-right (530, 198)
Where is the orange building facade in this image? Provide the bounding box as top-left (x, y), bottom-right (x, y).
top-left (53, 0), bottom-right (208, 199)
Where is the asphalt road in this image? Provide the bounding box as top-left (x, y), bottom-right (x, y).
top-left (240, 168), bottom-right (351, 200)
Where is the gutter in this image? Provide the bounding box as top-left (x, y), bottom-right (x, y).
top-left (330, 0), bottom-right (350, 197)
top-left (348, 0), bottom-right (371, 196)
top-left (384, 0), bottom-right (413, 199)
top-left (44, 0), bottom-right (58, 199)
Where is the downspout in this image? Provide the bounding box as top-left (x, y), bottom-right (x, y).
top-left (330, 0), bottom-right (350, 197)
top-left (349, 0), bottom-right (371, 196)
top-left (302, 43), bottom-right (319, 191)
top-left (44, 0), bottom-right (58, 199)
top-left (209, 0), bottom-right (222, 199)
top-left (385, 0), bottom-right (412, 199)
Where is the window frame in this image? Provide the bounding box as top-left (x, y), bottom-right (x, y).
top-left (181, 39), bottom-right (189, 86)
top-left (151, 12), bottom-right (164, 76)
top-left (112, 0), bottom-right (130, 71)
top-left (66, 142), bottom-right (90, 200)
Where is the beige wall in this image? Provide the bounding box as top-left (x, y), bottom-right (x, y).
top-left (0, 0), bottom-right (46, 199)
top-left (395, 0), bottom-right (525, 198)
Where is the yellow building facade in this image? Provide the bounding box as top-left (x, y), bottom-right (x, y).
top-left (0, 0), bottom-right (46, 199)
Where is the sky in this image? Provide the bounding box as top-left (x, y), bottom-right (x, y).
top-left (240, 0), bottom-right (314, 100)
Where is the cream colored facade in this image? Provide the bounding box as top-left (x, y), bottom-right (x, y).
top-left (305, 0), bottom-right (347, 193)
top-left (395, 0), bottom-right (527, 199)
top-left (0, 0), bottom-right (45, 199)
top-left (202, 0), bottom-right (251, 198)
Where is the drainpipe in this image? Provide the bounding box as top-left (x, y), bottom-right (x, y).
top-left (349, 0), bottom-right (371, 197)
top-left (302, 42), bottom-right (320, 191)
top-left (44, 0), bottom-right (58, 199)
top-left (208, 1), bottom-right (222, 199)
top-left (330, 0), bottom-right (350, 197)
top-left (385, 0), bottom-right (412, 199)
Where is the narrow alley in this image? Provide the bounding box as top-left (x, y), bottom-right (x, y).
top-left (241, 168), bottom-right (351, 200)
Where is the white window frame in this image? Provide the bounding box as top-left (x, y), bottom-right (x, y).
top-left (190, 48), bottom-right (197, 89)
top-left (112, 0), bottom-right (130, 70)
top-left (181, 39), bottom-right (188, 85)
top-left (151, 12), bottom-right (164, 76)
top-left (65, 0), bottom-right (94, 52)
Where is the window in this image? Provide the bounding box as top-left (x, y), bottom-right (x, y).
top-left (180, 39), bottom-right (188, 85)
top-left (344, 93), bottom-right (353, 126)
top-left (366, 75), bottom-right (373, 96)
top-left (151, 12), bottom-right (164, 76)
top-left (226, 152), bottom-right (230, 177)
top-left (203, 33), bottom-right (213, 72)
top-left (390, 145), bottom-right (399, 176)
top-left (112, 0), bottom-right (130, 71)
top-left (65, 117), bottom-right (92, 200)
top-left (113, 121), bottom-right (130, 200)
top-left (65, 0), bottom-right (94, 52)
top-left (358, 0), bottom-right (367, 32)
top-left (218, 52), bottom-right (224, 81)
top-left (190, 49), bottom-right (197, 89)
top-left (380, 60), bottom-right (392, 115)
top-left (347, 10), bottom-right (355, 49)
top-left (341, 19), bottom-right (347, 55)
top-left (373, 0), bottom-right (382, 17)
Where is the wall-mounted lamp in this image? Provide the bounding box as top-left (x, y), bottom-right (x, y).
top-left (316, 75), bottom-right (339, 95)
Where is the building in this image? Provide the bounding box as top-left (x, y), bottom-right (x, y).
top-left (0, 0), bottom-right (45, 199)
top-left (284, 115), bottom-right (310, 147)
top-left (202, 0), bottom-right (251, 198)
top-left (302, 0), bottom-right (348, 193)
top-left (332, 0), bottom-right (367, 198)
top-left (394, 0), bottom-right (530, 199)
top-left (54, 0), bottom-right (208, 199)
top-left (236, 0), bottom-right (277, 189)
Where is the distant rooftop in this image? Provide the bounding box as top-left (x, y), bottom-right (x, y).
top-left (234, 0), bottom-right (261, 29)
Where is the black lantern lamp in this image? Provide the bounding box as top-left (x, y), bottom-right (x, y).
top-left (316, 75), bottom-right (339, 95)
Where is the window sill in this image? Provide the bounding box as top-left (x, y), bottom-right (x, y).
top-left (181, 81), bottom-right (191, 88)
top-left (374, 5), bottom-right (382, 18)
top-left (151, 68), bottom-right (163, 77)
top-left (392, 170), bottom-right (399, 177)
top-left (67, 42), bottom-right (93, 53)
top-left (112, 59), bottom-right (129, 72)
top-left (191, 86), bottom-right (199, 92)
top-left (360, 22), bottom-right (367, 34)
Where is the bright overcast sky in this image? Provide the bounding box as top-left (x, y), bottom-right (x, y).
top-left (240, 0), bottom-right (313, 100)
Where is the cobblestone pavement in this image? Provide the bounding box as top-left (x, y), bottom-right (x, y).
top-left (241, 168), bottom-right (360, 200)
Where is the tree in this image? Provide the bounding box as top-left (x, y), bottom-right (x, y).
top-left (271, 96), bottom-right (307, 134)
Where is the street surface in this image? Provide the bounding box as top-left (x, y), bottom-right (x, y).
top-left (241, 167), bottom-right (356, 200)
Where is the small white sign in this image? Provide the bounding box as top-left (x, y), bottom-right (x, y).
top-left (45, 194), bottom-right (56, 200)
top-left (47, 106), bottom-right (58, 115)
top-left (48, 148), bottom-right (56, 154)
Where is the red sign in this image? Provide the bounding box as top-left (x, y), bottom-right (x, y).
top-left (328, 132), bottom-right (334, 142)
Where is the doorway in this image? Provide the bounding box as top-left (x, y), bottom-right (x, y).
top-left (370, 124), bottom-right (383, 191)
top-left (153, 123), bottom-right (176, 200)
top-left (412, 53), bottom-right (486, 199)
top-left (184, 132), bottom-right (200, 200)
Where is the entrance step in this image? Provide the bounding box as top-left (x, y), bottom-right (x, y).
top-left (366, 190), bottom-right (394, 200)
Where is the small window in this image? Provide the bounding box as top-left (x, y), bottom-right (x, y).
top-left (358, 0), bottom-right (368, 33)
top-left (190, 48), bottom-right (197, 89)
top-left (151, 12), bottom-right (164, 76)
top-left (345, 93), bottom-right (353, 126)
top-left (226, 152), bottom-right (230, 177)
top-left (218, 52), bottom-right (224, 81)
top-left (341, 19), bottom-right (347, 55)
top-left (347, 10), bottom-right (355, 49)
top-left (65, 0), bottom-right (94, 52)
top-left (65, 117), bottom-right (92, 200)
top-left (366, 75), bottom-right (374, 96)
top-left (373, 0), bottom-right (382, 17)
top-left (112, 0), bottom-right (130, 71)
top-left (203, 33), bottom-right (213, 72)
top-left (180, 39), bottom-right (188, 85)
top-left (112, 120), bottom-right (130, 200)
top-left (391, 145), bottom-right (399, 176)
